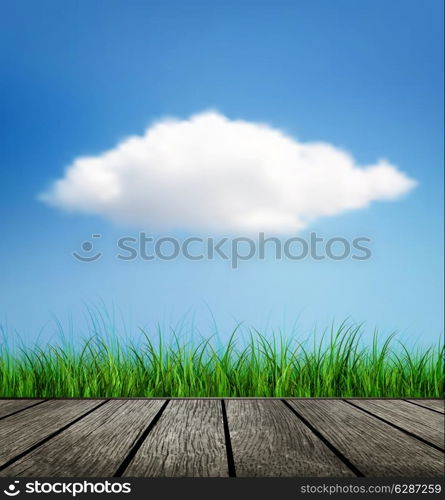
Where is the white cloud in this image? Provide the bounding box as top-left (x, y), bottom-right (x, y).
top-left (40, 111), bottom-right (417, 233)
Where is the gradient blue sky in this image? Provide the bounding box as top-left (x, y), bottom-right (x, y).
top-left (0, 0), bottom-right (443, 344)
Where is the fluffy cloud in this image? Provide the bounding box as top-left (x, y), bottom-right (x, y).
top-left (40, 111), bottom-right (416, 233)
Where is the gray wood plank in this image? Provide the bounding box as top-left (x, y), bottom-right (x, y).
top-left (0, 400), bottom-right (44, 419)
top-left (0, 400), bottom-right (103, 467)
top-left (406, 399), bottom-right (445, 414)
top-left (123, 400), bottom-right (228, 477)
top-left (0, 400), bottom-right (165, 477)
top-left (226, 400), bottom-right (355, 477)
top-left (348, 399), bottom-right (444, 449)
top-left (288, 400), bottom-right (444, 477)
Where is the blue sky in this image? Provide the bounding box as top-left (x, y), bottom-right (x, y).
top-left (0, 0), bottom-right (443, 345)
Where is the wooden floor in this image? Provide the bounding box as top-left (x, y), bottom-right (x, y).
top-left (0, 399), bottom-right (443, 477)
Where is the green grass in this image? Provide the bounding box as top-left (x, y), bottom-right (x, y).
top-left (0, 322), bottom-right (443, 397)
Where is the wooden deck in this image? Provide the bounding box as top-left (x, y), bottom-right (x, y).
top-left (0, 399), bottom-right (443, 478)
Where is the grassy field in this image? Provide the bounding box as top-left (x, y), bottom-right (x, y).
top-left (0, 322), bottom-right (443, 398)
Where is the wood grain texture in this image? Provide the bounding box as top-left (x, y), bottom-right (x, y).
top-left (0, 400), bottom-right (102, 467)
top-left (0, 400), bottom-right (165, 477)
top-left (0, 400), bottom-right (44, 419)
top-left (225, 400), bottom-right (355, 477)
top-left (406, 399), bottom-right (445, 414)
top-left (288, 400), bottom-right (444, 477)
top-left (348, 399), bottom-right (444, 449)
top-left (123, 400), bottom-right (228, 477)
top-left (0, 399), bottom-right (443, 478)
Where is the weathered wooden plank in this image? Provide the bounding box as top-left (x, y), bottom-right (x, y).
top-left (0, 400), bottom-right (44, 419)
top-left (0, 400), bottom-right (103, 467)
top-left (0, 400), bottom-right (165, 477)
top-left (406, 399), bottom-right (445, 414)
top-left (348, 399), bottom-right (444, 449)
top-left (225, 400), bottom-right (355, 477)
top-left (123, 400), bottom-right (228, 477)
top-left (288, 400), bottom-right (444, 476)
